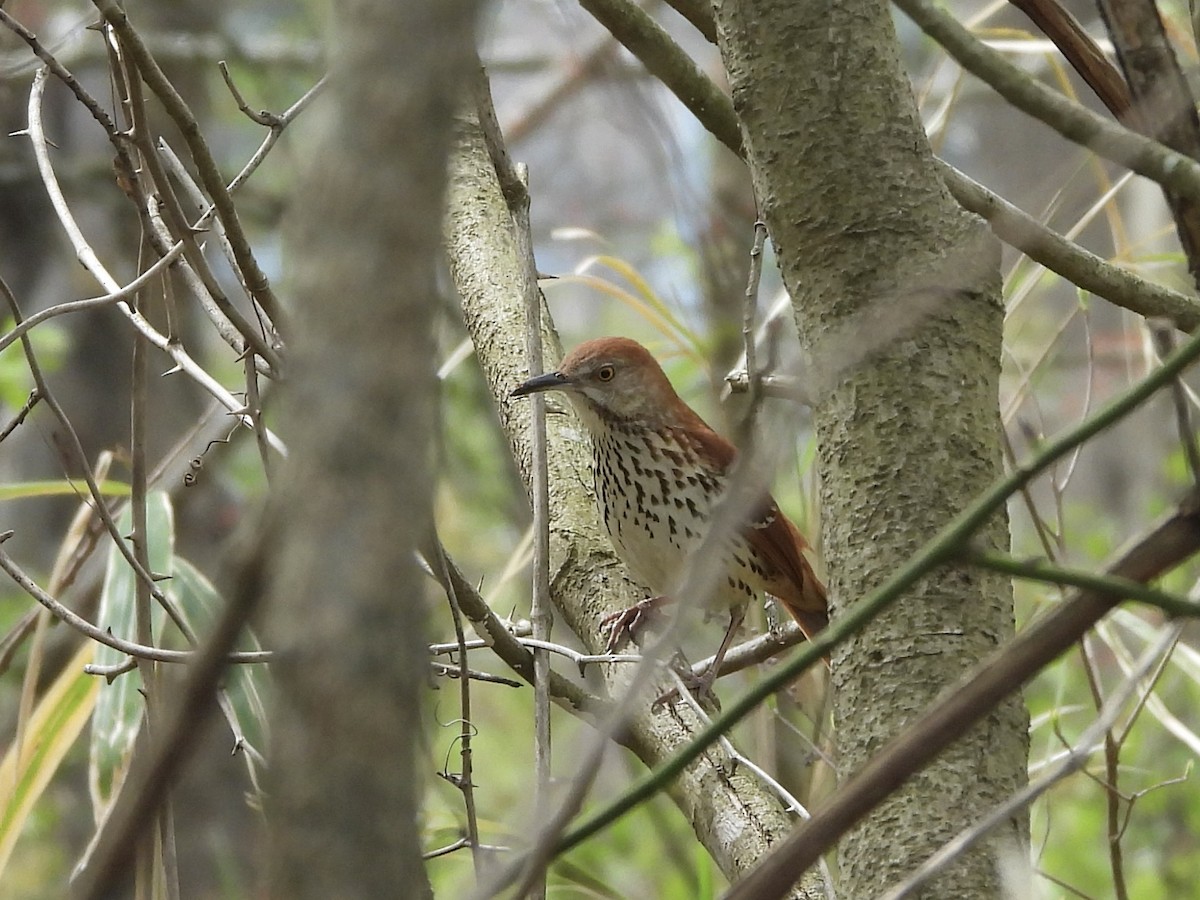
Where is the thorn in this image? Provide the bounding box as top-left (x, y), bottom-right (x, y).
top-left (8, 129), bottom-right (30, 138)
top-left (150, 572), bottom-right (173, 583)
top-left (0, 530), bottom-right (13, 543)
top-left (161, 364), bottom-right (183, 377)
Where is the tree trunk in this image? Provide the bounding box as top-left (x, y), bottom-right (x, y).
top-left (263, 0), bottom-right (480, 896)
top-left (446, 108), bottom-right (826, 898)
top-left (714, 0), bottom-right (1029, 896)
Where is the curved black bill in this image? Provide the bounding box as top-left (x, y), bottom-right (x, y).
top-left (510, 371), bottom-right (570, 398)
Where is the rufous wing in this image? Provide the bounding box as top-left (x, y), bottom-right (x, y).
top-left (749, 498), bottom-right (829, 642)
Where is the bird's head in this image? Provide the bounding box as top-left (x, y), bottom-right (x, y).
top-left (511, 337), bottom-right (687, 429)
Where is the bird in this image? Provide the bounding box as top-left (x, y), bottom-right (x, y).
top-left (511, 336), bottom-right (828, 691)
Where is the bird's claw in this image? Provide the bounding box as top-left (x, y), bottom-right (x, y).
top-left (600, 595), bottom-right (668, 652)
top-left (653, 659), bottom-right (721, 711)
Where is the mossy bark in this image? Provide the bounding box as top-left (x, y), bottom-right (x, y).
top-left (714, 0), bottom-right (1030, 895)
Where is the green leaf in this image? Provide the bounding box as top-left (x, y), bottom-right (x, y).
top-left (88, 492), bottom-right (174, 819)
top-left (167, 558), bottom-right (270, 752)
top-left (0, 318), bottom-right (66, 408)
top-left (0, 642), bottom-right (100, 878)
top-left (0, 480), bottom-right (131, 502)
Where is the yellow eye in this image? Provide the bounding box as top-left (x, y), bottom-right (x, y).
top-left (597, 364), bottom-right (615, 382)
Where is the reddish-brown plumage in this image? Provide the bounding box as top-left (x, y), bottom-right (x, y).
top-left (513, 337), bottom-right (828, 663)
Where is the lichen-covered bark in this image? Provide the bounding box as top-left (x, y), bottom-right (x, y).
top-left (714, 0), bottom-right (1030, 896)
top-left (445, 109), bottom-right (824, 898)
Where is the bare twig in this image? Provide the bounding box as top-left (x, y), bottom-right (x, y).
top-left (24, 66), bottom-right (287, 456)
top-left (92, 0), bottom-right (285, 328)
top-left (217, 60), bottom-right (284, 127)
top-left (0, 389), bottom-right (39, 443)
top-left (896, 0), bottom-right (1200, 202)
top-left (112, 27), bottom-right (280, 370)
top-left (938, 161), bottom-right (1200, 331)
top-left (0, 538), bottom-right (269, 665)
top-left (418, 542), bottom-right (605, 713)
top-left (0, 242), bottom-right (188, 357)
top-left (430, 535), bottom-right (483, 873)
top-left (476, 56), bottom-right (555, 894)
top-left (739, 221), bottom-right (768, 428)
top-left (429, 660), bottom-right (523, 688)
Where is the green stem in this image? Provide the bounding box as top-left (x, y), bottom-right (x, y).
top-left (965, 548), bottom-right (1200, 617)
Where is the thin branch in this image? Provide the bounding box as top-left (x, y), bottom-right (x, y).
top-left (112, 27), bottom-right (280, 370)
top-left (0, 243), bottom-right (187, 357)
top-left (217, 60), bottom-right (284, 127)
top-left (153, 142), bottom-right (273, 363)
top-left (577, 0), bottom-right (742, 154)
top-left (418, 542), bottom-right (605, 713)
top-left (938, 161), bottom-right (1200, 331)
top-left (0, 538), bottom-right (269, 665)
top-left (515, 637), bottom-right (643, 671)
top-left (738, 221), bottom-right (768, 434)
top-left (517, 174), bottom-right (554, 900)
top-left (879, 622), bottom-right (1184, 900)
top-left (243, 351), bottom-right (273, 482)
top-left (572, 0), bottom-right (1200, 336)
top-left (0, 271), bottom-right (201, 643)
top-left (92, 0), bottom-right (285, 328)
top-left (429, 536), bottom-right (483, 874)
top-left (23, 66), bottom-right (287, 456)
top-left (0, 389), bottom-right (39, 443)
top-left (224, 74), bottom-right (328, 196)
top-left (895, 0), bottom-right (1200, 202)
top-left (689, 620), bottom-right (806, 679)
top-left (1008, 0), bottom-right (1131, 119)
top-left (429, 660), bottom-right (523, 688)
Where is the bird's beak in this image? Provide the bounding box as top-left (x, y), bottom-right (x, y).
top-left (510, 371), bottom-right (571, 398)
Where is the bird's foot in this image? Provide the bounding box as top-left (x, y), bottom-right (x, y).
top-left (600, 594), bottom-right (671, 652)
top-left (653, 656), bottom-right (721, 711)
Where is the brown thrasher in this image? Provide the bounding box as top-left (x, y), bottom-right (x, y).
top-left (512, 337), bottom-right (828, 687)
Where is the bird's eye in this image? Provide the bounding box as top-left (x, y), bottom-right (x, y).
top-left (596, 365), bottom-right (616, 382)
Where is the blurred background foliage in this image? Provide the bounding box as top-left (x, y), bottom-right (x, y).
top-left (0, 0), bottom-right (1198, 896)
